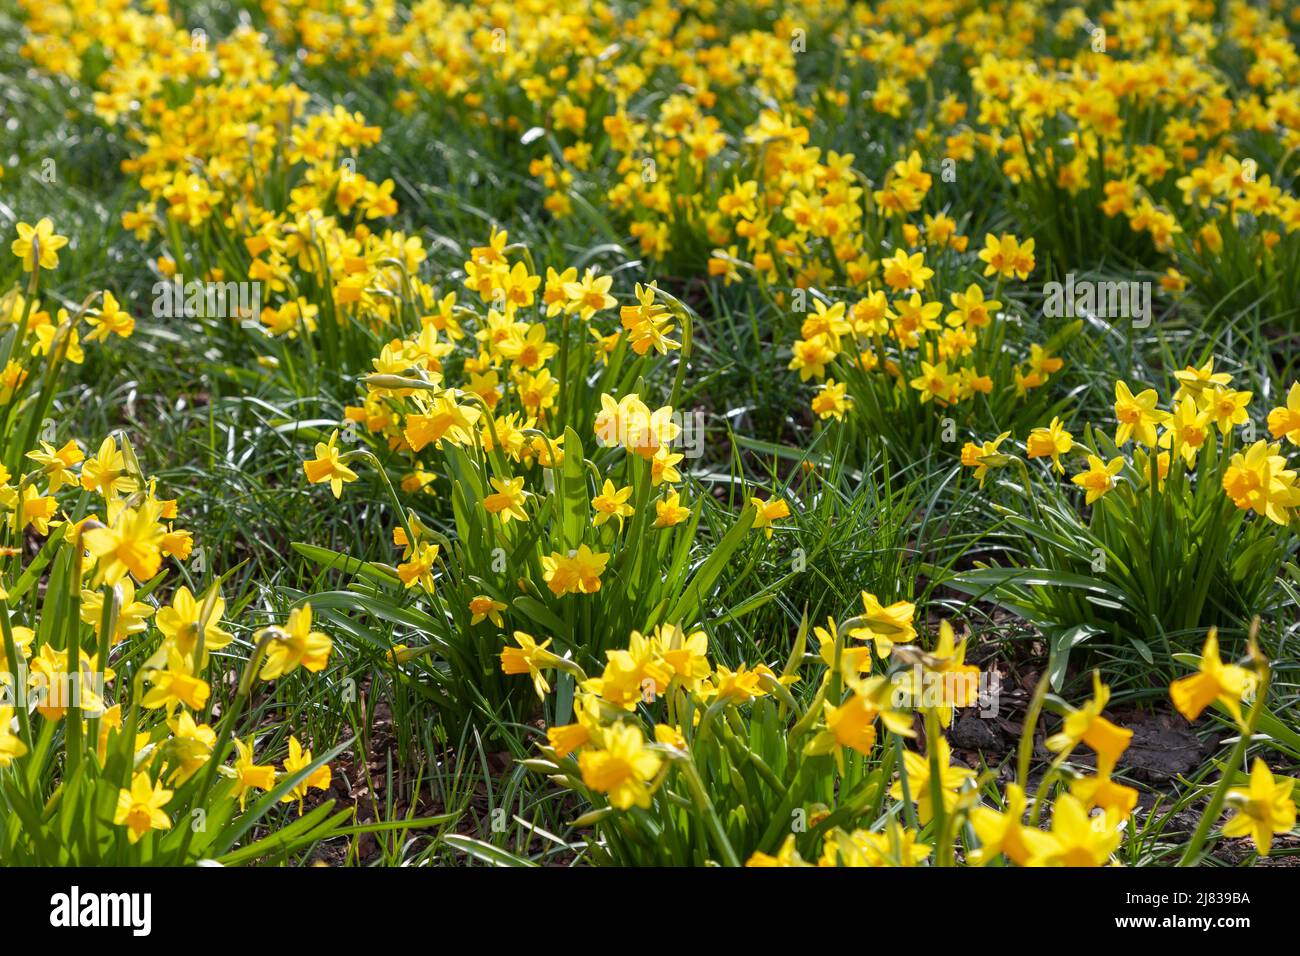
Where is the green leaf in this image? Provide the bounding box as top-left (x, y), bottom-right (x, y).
top-left (512, 595), bottom-right (567, 637)
top-left (667, 505), bottom-right (756, 623)
top-left (1047, 625), bottom-right (1102, 690)
top-left (291, 542), bottom-right (401, 587)
top-left (442, 834), bottom-right (537, 867)
top-left (558, 426), bottom-right (588, 550)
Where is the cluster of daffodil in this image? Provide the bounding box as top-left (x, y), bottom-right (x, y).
top-left (236, 1), bottom-right (1006, 279)
top-left (253, 0), bottom-right (807, 263)
top-left (1168, 625), bottom-right (1296, 863)
top-left (792, 230), bottom-right (1079, 456)
top-left (25, 0), bottom-right (1290, 473)
top-left (240, 2), bottom-right (1068, 451)
top-left (966, 0), bottom-right (1300, 316)
top-left (1, 221), bottom-right (344, 864)
top-left (25, 0), bottom-right (1300, 333)
top-left (14, 0), bottom-right (1300, 870)
top-left (235, 1), bottom-right (1084, 453)
top-left (0, 447), bottom-right (343, 862)
top-left (300, 274), bottom-right (782, 729)
top-left (330, 227), bottom-right (684, 502)
top-left (4, 218), bottom-right (132, 462)
top-left (20, 0), bottom-right (424, 382)
top-left (963, 359), bottom-right (1300, 524)
top-left (506, 594), bottom-right (1296, 865)
top-left (953, 360), bottom-right (1298, 656)
top-left (266, 0), bottom-right (1294, 331)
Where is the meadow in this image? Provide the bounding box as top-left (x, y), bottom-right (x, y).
top-left (0, 0), bottom-right (1296, 868)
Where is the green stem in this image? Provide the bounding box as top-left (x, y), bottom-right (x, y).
top-left (673, 752), bottom-right (740, 867)
top-left (1017, 668), bottom-right (1051, 791)
top-left (923, 707), bottom-right (949, 864)
top-left (0, 603), bottom-right (32, 749)
top-left (64, 538), bottom-right (85, 780)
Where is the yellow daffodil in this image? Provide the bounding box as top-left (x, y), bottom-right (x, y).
top-left (141, 648), bottom-right (211, 714)
top-left (1026, 416), bottom-right (1073, 473)
top-left (1267, 382), bottom-right (1300, 445)
top-left (80, 577), bottom-right (154, 646)
top-left (1047, 671), bottom-right (1133, 766)
top-left (154, 584), bottom-right (233, 661)
top-left (749, 495), bottom-right (790, 539)
top-left (1170, 629), bottom-right (1256, 727)
top-left (1222, 440), bottom-right (1300, 525)
top-left (1028, 794), bottom-right (1123, 866)
top-left (960, 431), bottom-right (1011, 487)
top-left (1113, 381), bottom-right (1167, 446)
top-left (591, 479), bottom-right (635, 531)
top-left (1071, 756), bottom-right (1139, 818)
top-left (86, 290), bottom-right (135, 341)
top-left (1173, 358), bottom-right (1232, 404)
top-left (281, 736), bottom-right (332, 814)
top-left (228, 737), bottom-right (277, 811)
top-left (11, 218), bottom-right (68, 271)
top-left (1221, 759), bottom-right (1296, 857)
top-left (26, 438), bottom-right (83, 492)
top-left (822, 825), bottom-right (932, 867)
top-left (397, 542), bottom-right (440, 593)
top-left (303, 429), bottom-right (358, 498)
top-left (711, 663), bottom-right (780, 704)
top-left (805, 694), bottom-right (879, 770)
top-left (80, 436), bottom-right (138, 499)
top-left (500, 631), bottom-right (560, 698)
top-left (889, 737), bottom-right (974, 824)
top-left (113, 771), bottom-right (172, 843)
top-left (653, 489), bottom-right (690, 527)
top-left (1071, 454), bottom-right (1123, 504)
top-left (847, 590), bottom-right (916, 658)
top-left (970, 784), bottom-right (1055, 865)
top-left (258, 603), bottom-right (333, 680)
top-left (1160, 396), bottom-right (1212, 466)
top-left (540, 544), bottom-right (609, 596)
top-left (811, 379), bottom-right (851, 420)
top-left (164, 710), bottom-right (216, 785)
top-left (746, 835), bottom-right (814, 867)
top-left (578, 722), bottom-right (662, 810)
top-left (468, 595), bottom-right (507, 627)
top-left (815, 618), bottom-right (872, 678)
top-left (483, 475), bottom-right (528, 523)
top-left (0, 706), bottom-right (27, 767)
